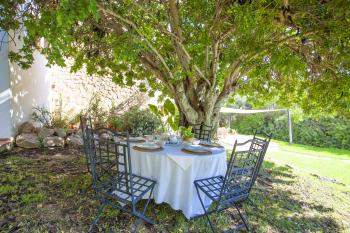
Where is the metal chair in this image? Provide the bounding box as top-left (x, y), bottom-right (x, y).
top-left (81, 116), bottom-right (92, 173)
top-left (249, 131), bottom-right (272, 189)
top-left (81, 116), bottom-right (117, 174)
top-left (192, 123), bottom-right (212, 142)
top-left (194, 132), bottom-right (271, 232)
top-left (82, 119), bottom-right (157, 233)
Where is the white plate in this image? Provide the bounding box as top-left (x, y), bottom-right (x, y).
top-left (200, 141), bottom-right (222, 147)
top-left (129, 137), bottom-right (145, 142)
top-left (183, 145), bottom-right (210, 153)
top-left (137, 143), bottom-right (161, 150)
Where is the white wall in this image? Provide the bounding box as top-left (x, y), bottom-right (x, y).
top-left (0, 32), bottom-right (12, 138)
top-left (9, 38), bottom-right (52, 135)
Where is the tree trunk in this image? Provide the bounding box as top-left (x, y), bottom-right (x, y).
top-left (175, 99), bottom-right (222, 137)
top-left (174, 77), bottom-right (231, 137)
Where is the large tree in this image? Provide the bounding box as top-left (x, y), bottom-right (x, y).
top-left (1, 0), bottom-right (350, 130)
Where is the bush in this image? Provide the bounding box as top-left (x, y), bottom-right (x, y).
top-left (232, 113), bottom-right (350, 149)
top-left (32, 106), bottom-right (68, 128)
top-left (84, 95), bottom-right (109, 128)
top-left (108, 107), bottom-right (161, 133)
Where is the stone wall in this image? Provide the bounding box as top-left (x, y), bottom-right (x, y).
top-left (50, 64), bottom-right (146, 118)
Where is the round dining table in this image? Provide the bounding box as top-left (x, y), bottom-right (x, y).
top-left (130, 143), bottom-right (227, 219)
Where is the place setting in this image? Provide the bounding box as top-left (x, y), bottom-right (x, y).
top-left (132, 135), bottom-right (166, 152)
top-left (181, 140), bottom-right (225, 156)
top-left (114, 136), bottom-right (146, 143)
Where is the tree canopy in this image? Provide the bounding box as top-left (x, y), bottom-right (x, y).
top-left (1, 0), bottom-right (350, 127)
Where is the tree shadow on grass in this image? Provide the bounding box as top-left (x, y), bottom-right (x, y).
top-left (0, 149), bottom-right (346, 233)
top-left (245, 160), bottom-right (343, 232)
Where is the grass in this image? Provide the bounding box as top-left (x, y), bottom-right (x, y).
top-left (267, 140), bottom-right (350, 187)
top-left (276, 140), bottom-right (350, 160)
top-left (0, 147), bottom-right (349, 232)
top-left (21, 192), bottom-right (46, 204)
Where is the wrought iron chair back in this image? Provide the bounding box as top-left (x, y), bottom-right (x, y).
top-left (81, 116), bottom-right (92, 173)
top-left (218, 133), bottom-right (271, 210)
top-left (81, 117), bottom-right (118, 174)
top-left (249, 131), bottom-right (272, 189)
top-left (193, 132), bottom-right (272, 232)
top-left (192, 123), bottom-right (212, 141)
top-left (81, 117), bottom-right (157, 232)
top-left (84, 126), bottom-right (136, 199)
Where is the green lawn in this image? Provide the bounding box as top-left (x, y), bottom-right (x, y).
top-left (0, 146), bottom-right (349, 232)
top-left (276, 140), bottom-right (350, 160)
top-left (267, 140), bottom-right (350, 187)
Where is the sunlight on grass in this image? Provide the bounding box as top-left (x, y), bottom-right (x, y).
top-left (267, 140), bottom-right (350, 187)
top-left (267, 151), bottom-right (350, 187)
top-left (21, 192), bottom-right (46, 204)
top-left (1, 149), bottom-right (349, 232)
top-left (276, 140), bottom-right (350, 159)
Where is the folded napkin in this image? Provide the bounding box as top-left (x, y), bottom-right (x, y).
top-left (167, 153), bottom-right (194, 170)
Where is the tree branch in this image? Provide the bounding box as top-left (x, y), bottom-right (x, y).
top-left (97, 3), bottom-right (175, 81)
top-left (209, 0), bottom-right (225, 37)
top-left (159, 27), bottom-right (211, 86)
top-left (224, 30), bottom-right (315, 85)
top-left (210, 26), bottom-right (236, 88)
top-left (139, 52), bottom-right (175, 94)
top-left (175, 82), bottom-right (200, 124)
top-left (216, 30), bottom-right (316, 107)
top-left (166, 0), bottom-right (211, 87)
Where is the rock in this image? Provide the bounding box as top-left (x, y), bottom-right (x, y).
top-left (0, 139), bottom-right (12, 153)
top-left (16, 133), bottom-right (40, 149)
top-left (18, 122), bottom-right (34, 134)
top-left (54, 128), bottom-right (66, 138)
top-left (43, 136), bottom-right (65, 147)
top-left (66, 129), bottom-right (77, 136)
top-left (100, 132), bottom-right (113, 140)
top-left (38, 127), bottom-right (55, 138)
top-left (66, 134), bottom-right (83, 147)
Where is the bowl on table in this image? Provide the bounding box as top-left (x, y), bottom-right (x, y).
top-left (192, 139), bottom-right (200, 145)
top-left (145, 135), bottom-right (155, 142)
top-left (154, 140), bottom-right (166, 147)
top-left (169, 135), bottom-right (179, 144)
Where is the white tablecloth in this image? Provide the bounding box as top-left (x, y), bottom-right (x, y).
top-left (130, 144), bottom-right (227, 219)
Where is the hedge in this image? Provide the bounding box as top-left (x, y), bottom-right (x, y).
top-left (231, 113), bottom-right (350, 149)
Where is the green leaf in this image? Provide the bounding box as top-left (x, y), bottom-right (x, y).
top-left (148, 104), bottom-right (162, 117)
top-left (164, 99), bottom-right (176, 116)
top-left (166, 116), bottom-right (177, 131)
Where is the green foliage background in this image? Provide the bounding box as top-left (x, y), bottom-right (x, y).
top-left (1, 0), bottom-right (350, 121)
top-left (114, 106), bottom-right (162, 133)
top-left (231, 113), bottom-right (350, 149)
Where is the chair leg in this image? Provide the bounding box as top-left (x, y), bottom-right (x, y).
top-left (234, 204), bottom-right (249, 231)
top-left (195, 184), bottom-right (216, 233)
top-left (131, 186), bottom-right (156, 233)
top-left (89, 202), bottom-right (107, 233)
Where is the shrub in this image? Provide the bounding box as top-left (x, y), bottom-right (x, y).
top-left (108, 115), bottom-right (124, 131)
top-left (232, 113), bottom-right (350, 149)
top-left (31, 106), bottom-right (68, 128)
top-left (84, 94), bottom-right (109, 128)
top-left (118, 107), bottom-right (161, 132)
